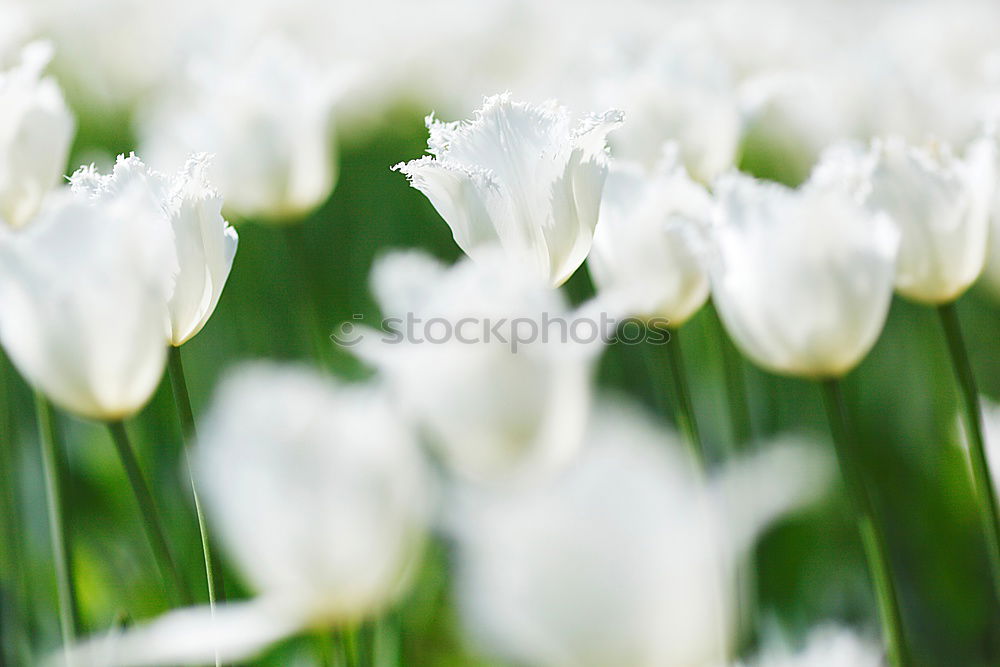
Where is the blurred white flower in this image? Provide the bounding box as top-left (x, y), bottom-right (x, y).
top-left (588, 147), bottom-right (711, 327)
top-left (738, 70), bottom-right (853, 185)
top-left (0, 41), bottom-right (74, 228)
top-left (355, 250), bottom-right (598, 484)
top-left (741, 624), bottom-right (882, 667)
top-left (0, 3), bottom-right (33, 61)
top-left (394, 93), bottom-right (623, 287)
top-left (72, 153), bottom-right (239, 346)
top-left (587, 27), bottom-right (742, 183)
top-left (57, 363), bottom-right (433, 665)
top-left (864, 136), bottom-right (996, 304)
top-left (0, 159), bottom-right (174, 420)
top-left (140, 37), bottom-right (346, 222)
top-left (196, 364), bottom-right (431, 622)
top-left (708, 172), bottom-right (899, 379)
top-left (30, 0), bottom-right (198, 114)
top-left (449, 400), bottom-right (830, 667)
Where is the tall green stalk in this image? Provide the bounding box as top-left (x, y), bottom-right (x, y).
top-left (820, 379), bottom-right (908, 666)
top-left (167, 346), bottom-right (224, 607)
top-left (373, 614), bottom-right (401, 667)
top-left (107, 420), bottom-right (192, 606)
top-left (708, 303), bottom-right (753, 449)
top-left (281, 225), bottom-right (333, 366)
top-left (643, 327), bottom-right (705, 465)
top-left (0, 353), bottom-right (30, 665)
top-left (34, 393), bottom-right (77, 656)
top-left (937, 302), bottom-right (1000, 599)
top-left (665, 328), bottom-right (704, 466)
top-left (706, 303), bottom-right (757, 652)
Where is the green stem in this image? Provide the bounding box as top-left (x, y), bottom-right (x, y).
top-left (819, 379), bottom-right (908, 666)
top-left (937, 302), bottom-right (1000, 599)
top-left (34, 393), bottom-right (77, 653)
top-left (107, 420), bottom-right (192, 606)
top-left (709, 303), bottom-right (753, 449)
top-left (167, 346), bottom-right (196, 437)
top-left (642, 329), bottom-right (705, 465)
top-left (0, 354), bottom-right (30, 665)
top-left (281, 225), bottom-right (332, 366)
top-left (665, 328), bottom-right (705, 466)
top-left (168, 346), bottom-right (225, 607)
top-left (344, 626), bottom-right (361, 667)
top-left (706, 303), bottom-right (758, 652)
top-left (373, 614), bottom-right (400, 667)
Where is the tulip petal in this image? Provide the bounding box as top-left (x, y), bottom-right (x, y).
top-left (52, 600), bottom-right (306, 667)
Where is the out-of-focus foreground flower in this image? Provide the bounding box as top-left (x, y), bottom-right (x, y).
top-left (394, 93), bottom-right (622, 286)
top-left (587, 145), bottom-right (712, 327)
top-left (0, 40), bottom-right (74, 228)
top-left (56, 363), bottom-right (433, 666)
top-left (448, 400), bottom-right (831, 667)
top-left (707, 171), bottom-right (900, 379)
top-left (355, 249), bottom-right (599, 484)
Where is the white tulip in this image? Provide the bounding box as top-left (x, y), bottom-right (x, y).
top-left (0, 161), bottom-right (174, 420)
top-left (196, 364), bottom-right (431, 622)
top-left (741, 625), bottom-right (882, 667)
top-left (140, 37), bottom-right (344, 222)
top-left (588, 147), bottom-right (711, 327)
top-left (708, 172), bottom-right (899, 379)
top-left (588, 28), bottom-right (742, 183)
top-left (394, 93), bottom-right (623, 287)
top-left (354, 250), bottom-right (598, 483)
top-left (0, 41), bottom-right (75, 228)
top-left (864, 137), bottom-right (996, 304)
top-left (163, 156), bottom-right (238, 345)
top-left (449, 400), bottom-right (830, 667)
top-left (56, 363), bottom-right (433, 666)
top-left (71, 153), bottom-right (238, 346)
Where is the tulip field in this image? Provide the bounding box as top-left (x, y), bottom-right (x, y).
top-left (2, 1), bottom-right (1000, 666)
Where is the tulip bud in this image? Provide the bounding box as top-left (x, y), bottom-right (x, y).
top-left (707, 172), bottom-right (899, 379)
top-left (394, 93), bottom-right (622, 286)
top-left (865, 136), bottom-right (996, 304)
top-left (0, 158), bottom-right (174, 420)
top-left (588, 147), bottom-right (711, 327)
